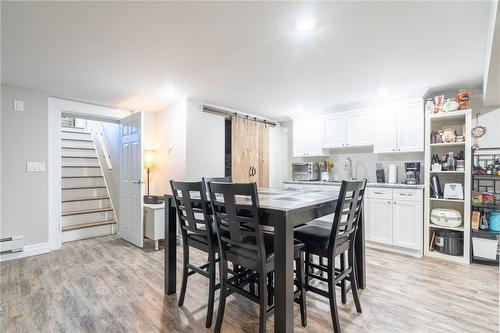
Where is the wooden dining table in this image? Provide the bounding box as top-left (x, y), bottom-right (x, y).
top-left (163, 187), bottom-right (366, 333)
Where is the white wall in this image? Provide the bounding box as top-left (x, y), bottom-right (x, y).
top-left (153, 99), bottom-right (187, 195)
top-left (478, 107), bottom-right (500, 148)
top-left (1, 84), bottom-right (50, 246)
top-left (88, 120), bottom-right (121, 220)
top-left (185, 99), bottom-right (225, 181)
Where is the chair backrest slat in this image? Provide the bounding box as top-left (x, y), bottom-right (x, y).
top-left (207, 182), bottom-right (267, 264)
top-left (170, 180), bottom-right (214, 246)
top-left (328, 179), bottom-right (367, 256)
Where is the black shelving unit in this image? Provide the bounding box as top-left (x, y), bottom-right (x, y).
top-left (471, 147), bottom-right (500, 265)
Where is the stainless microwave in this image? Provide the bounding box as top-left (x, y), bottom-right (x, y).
top-left (292, 162), bottom-right (319, 181)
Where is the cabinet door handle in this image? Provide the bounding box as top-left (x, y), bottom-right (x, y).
top-left (393, 202), bottom-right (397, 205)
top-left (392, 148), bottom-right (396, 152)
top-left (374, 191), bottom-right (384, 195)
top-left (387, 201), bottom-right (391, 204)
top-left (252, 166), bottom-right (256, 176)
top-left (249, 166), bottom-right (252, 177)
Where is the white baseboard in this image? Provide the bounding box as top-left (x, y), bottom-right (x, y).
top-left (0, 242), bottom-right (52, 262)
top-left (62, 224), bottom-right (114, 243)
top-left (366, 241), bottom-right (423, 258)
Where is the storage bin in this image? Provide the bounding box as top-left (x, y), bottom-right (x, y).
top-left (472, 237), bottom-right (499, 260)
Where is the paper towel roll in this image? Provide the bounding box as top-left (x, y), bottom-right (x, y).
top-left (388, 164), bottom-right (397, 184)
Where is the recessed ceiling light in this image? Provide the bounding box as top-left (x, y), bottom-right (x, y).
top-left (294, 17), bottom-right (317, 32)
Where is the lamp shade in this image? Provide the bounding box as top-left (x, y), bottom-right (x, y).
top-left (144, 150), bottom-right (157, 169)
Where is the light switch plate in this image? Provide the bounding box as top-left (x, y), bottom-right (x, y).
top-left (26, 162), bottom-right (46, 172)
top-left (13, 100), bottom-right (24, 112)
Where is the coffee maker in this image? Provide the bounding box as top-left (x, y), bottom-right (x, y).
top-left (404, 162), bottom-right (421, 185)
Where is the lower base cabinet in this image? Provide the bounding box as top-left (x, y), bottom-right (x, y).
top-left (365, 187), bottom-right (423, 256)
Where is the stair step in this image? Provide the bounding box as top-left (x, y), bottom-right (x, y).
top-left (61, 129), bottom-right (90, 134)
top-left (62, 196), bottom-right (110, 202)
top-left (61, 156), bottom-right (98, 159)
top-left (61, 147), bottom-right (95, 150)
top-left (62, 220), bottom-right (116, 231)
top-left (62, 207), bottom-right (113, 216)
top-left (61, 138), bottom-right (93, 142)
top-left (62, 186), bottom-right (106, 190)
top-left (61, 176), bottom-right (103, 179)
top-left (62, 165), bottom-right (100, 168)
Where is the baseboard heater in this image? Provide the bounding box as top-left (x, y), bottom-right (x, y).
top-left (0, 235), bottom-right (24, 254)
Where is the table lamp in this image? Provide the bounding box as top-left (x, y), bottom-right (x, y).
top-left (144, 150), bottom-right (161, 204)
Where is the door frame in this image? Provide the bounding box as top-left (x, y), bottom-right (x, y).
top-left (48, 97), bottom-right (131, 251)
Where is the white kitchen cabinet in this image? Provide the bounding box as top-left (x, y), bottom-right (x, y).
top-left (346, 110), bottom-right (372, 147)
top-left (373, 105), bottom-right (397, 153)
top-left (324, 114), bottom-right (346, 148)
top-left (293, 118), bottom-right (325, 157)
top-left (367, 198), bottom-right (393, 244)
top-left (366, 187), bottom-right (423, 256)
top-left (396, 100), bottom-right (424, 152)
top-left (392, 199), bottom-right (422, 250)
top-left (324, 109), bottom-right (372, 148)
top-left (373, 99), bottom-right (424, 153)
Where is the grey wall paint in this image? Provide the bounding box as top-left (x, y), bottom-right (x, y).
top-left (1, 84), bottom-right (49, 245)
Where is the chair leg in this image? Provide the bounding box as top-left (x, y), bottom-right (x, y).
top-left (178, 242), bottom-right (189, 307)
top-left (327, 258), bottom-right (342, 333)
top-left (296, 253), bottom-right (307, 327)
top-left (267, 272), bottom-right (274, 306)
top-left (215, 259), bottom-right (228, 333)
top-left (258, 272), bottom-right (268, 333)
top-left (205, 253), bottom-right (216, 328)
top-left (348, 249), bottom-right (362, 313)
top-left (304, 252), bottom-right (311, 287)
top-left (340, 252), bottom-right (347, 305)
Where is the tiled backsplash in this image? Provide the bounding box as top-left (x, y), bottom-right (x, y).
top-left (291, 148), bottom-right (424, 183)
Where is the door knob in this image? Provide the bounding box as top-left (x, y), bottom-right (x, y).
top-left (132, 180), bottom-right (143, 184)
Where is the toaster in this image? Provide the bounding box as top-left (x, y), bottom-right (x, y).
top-left (443, 183), bottom-right (464, 200)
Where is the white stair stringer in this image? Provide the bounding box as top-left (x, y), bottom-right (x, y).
top-left (60, 124), bottom-right (117, 242)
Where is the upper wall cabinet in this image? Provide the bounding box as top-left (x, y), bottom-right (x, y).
top-left (373, 100), bottom-right (423, 153)
top-left (346, 109), bottom-right (373, 147)
top-left (324, 109), bottom-right (372, 148)
top-left (324, 114), bottom-right (346, 148)
top-left (293, 118), bottom-right (325, 157)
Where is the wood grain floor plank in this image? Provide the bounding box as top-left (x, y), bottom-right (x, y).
top-left (0, 235), bottom-right (497, 332)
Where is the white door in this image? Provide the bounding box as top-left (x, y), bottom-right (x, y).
top-left (396, 100), bottom-right (424, 152)
top-left (392, 199), bottom-right (422, 250)
top-left (367, 198), bottom-right (393, 244)
top-left (373, 104), bottom-right (397, 153)
top-left (119, 112), bottom-right (144, 248)
top-left (346, 110), bottom-right (372, 147)
top-left (324, 114), bottom-right (346, 148)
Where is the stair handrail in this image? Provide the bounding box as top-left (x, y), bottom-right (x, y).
top-left (93, 122), bottom-right (113, 170)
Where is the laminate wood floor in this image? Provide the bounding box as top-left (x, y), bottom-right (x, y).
top-left (1, 235), bottom-right (498, 333)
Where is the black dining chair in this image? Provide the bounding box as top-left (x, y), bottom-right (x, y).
top-left (207, 182), bottom-right (307, 333)
top-left (294, 179), bottom-right (367, 333)
top-left (170, 180), bottom-right (219, 328)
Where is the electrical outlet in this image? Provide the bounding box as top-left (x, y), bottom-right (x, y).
top-left (13, 100), bottom-right (24, 112)
top-left (26, 162), bottom-right (46, 172)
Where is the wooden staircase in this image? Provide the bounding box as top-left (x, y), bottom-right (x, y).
top-left (61, 123), bottom-right (116, 242)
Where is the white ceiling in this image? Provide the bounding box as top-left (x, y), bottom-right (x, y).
top-left (1, 1), bottom-right (494, 119)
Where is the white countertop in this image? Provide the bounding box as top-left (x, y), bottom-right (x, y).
top-left (283, 180), bottom-right (424, 190)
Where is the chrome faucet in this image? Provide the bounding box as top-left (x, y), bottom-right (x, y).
top-left (344, 157), bottom-right (352, 180)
